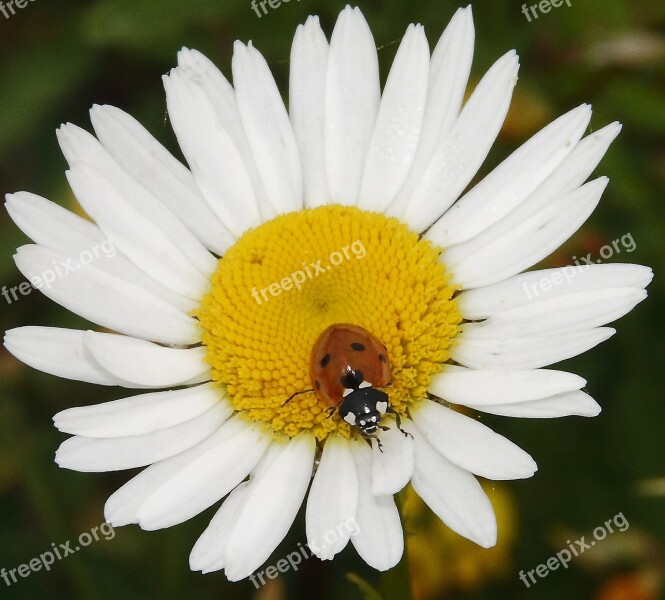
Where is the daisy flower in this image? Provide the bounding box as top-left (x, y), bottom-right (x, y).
top-left (3, 4), bottom-right (652, 580)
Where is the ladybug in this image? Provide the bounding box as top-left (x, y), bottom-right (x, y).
top-left (309, 323), bottom-right (409, 442)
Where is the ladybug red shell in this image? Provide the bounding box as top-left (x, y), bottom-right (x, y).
top-left (310, 323), bottom-right (392, 436)
top-left (310, 323), bottom-right (391, 406)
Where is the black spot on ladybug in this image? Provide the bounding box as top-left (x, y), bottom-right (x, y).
top-left (379, 354), bottom-right (387, 362)
top-left (351, 342), bottom-right (365, 351)
top-left (320, 353), bottom-right (331, 368)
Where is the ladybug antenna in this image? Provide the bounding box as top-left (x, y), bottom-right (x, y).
top-left (281, 388), bottom-right (314, 407)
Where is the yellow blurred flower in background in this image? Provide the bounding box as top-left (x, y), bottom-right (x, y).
top-left (404, 482), bottom-right (517, 598)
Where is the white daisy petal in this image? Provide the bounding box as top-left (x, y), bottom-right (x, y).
top-left (163, 69), bottom-right (260, 237)
top-left (445, 177), bottom-right (608, 289)
top-left (190, 434), bottom-right (315, 581)
top-left (350, 441), bottom-right (403, 571)
top-left (325, 6), bottom-right (380, 205)
top-left (176, 48), bottom-right (276, 224)
top-left (65, 162), bottom-right (211, 300)
top-left (415, 6), bottom-right (474, 171)
top-left (452, 327), bottom-right (616, 370)
top-left (89, 104), bottom-right (234, 256)
top-left (82, 331), bottom-right (209, 388)
top-left (13, 245), bottom-right (200, 346)
top-left (54, 383), bottom-right (225, 438)
top-left (105, 440), bottom-right (244, 527)
top-left (410, 399), bottom-right (537, 480)
top-left (233, 42), bottom-right (303, 214)
top-left (6, 191), bottom-right (105, 255)
top-left (411, 422), bottom-right (497, 547)
top-left (430, 104), bottom-right (592, 246)
top-left (290, 16), bottom-right (331, 207)
top-left (57, 125), bottom-right (215, 281)
top-left (189, 481), bottom-right (251, 573)
top-left (192, 446), bottom-right (287, 574)
top-left (371, 420), bottom-right (414, 495)
top-left (393, 50), bottom-right (519, 230)
top-left (306, 435), bottom-right (358, 560)
top-left (432, 121), bottom-right (622, 286)
top-left (55, 403), bottom-right (230, 472)
top-left (137, 416), bottom-right (270, 530)
top-left (223, 433), bottom-right (315, 581)
top-left (519, 122), bottom-right (621, 215)
top-left (3, 326), bottom-right (122, 386)
top-left (457, 264), bottom-right (654, 319)
top-left (5, 192), bottom-right (197, 313)
top-left (393, 6), bottom-right (474, 212)
top-left (175, 48), bottom-right (244, 156)
top-left (358, 23), bottom-right (429, 211)
top-left (429, 364), bottom-right (586, 406)
top-left (462, 287), bottom-right (647, 338)
top-left (468, 390), bottom-right (601, 418)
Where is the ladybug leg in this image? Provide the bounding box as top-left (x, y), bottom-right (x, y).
top-left (362, 433), bottom-right (384, 453)
top-left (386, 407), bottom-right (413, 439)
top-left (281, 389), bottom-right (313, 407)
top-left (326, 406), bottom-right (337, 419)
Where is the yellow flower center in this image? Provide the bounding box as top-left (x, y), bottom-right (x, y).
top-left (196, 205), bottom-right (461, 441)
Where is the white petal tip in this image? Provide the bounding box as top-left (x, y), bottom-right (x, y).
top-left (188, 555), bottom-right (207, 573)
top-left (372, 482), bottom-right (407, 496)
top-left (518, 459), bottom-right (539, 479)
top-left (136, 518), bottom-right (157, 532)
top-left (223, 570), bottom-right (247, 582)
top-left (362, 554), bottom-right (403, 572)
top-left (579, 397), bottom-right (602, 417)
top-left (104, 496), bottom-right (137, 528)
top-left (478, 536), bottom-right (498, 549)
top-left (605, 121), bottom-right (622, 136)
top-left (106, 514), bottom-right (131, 528)
top-left (503, 49), bottom-right (519, 64)
top-left (637, 266), bottom-right (654, 287)
top-left (54, 449), bottom-right (67, 469)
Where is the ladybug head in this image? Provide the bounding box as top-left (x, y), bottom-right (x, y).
top-left (339, 385), bottom-right (389, 436)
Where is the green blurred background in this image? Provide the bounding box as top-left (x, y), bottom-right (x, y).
top-left (0, 0), bottom-right (663, 598)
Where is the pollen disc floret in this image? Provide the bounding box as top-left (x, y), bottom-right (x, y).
top-left (197, 205), bottom-right (462, 440)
